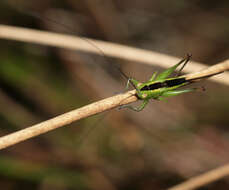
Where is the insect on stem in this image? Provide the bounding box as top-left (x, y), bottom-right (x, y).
top-left (119, 55), bottom-right (224, 111)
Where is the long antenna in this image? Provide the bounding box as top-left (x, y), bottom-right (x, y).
top-left (14, 7), bottom-right (112, 67)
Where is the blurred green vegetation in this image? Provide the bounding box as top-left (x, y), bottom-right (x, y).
top-left (0, 0), bottom-right (229, 189)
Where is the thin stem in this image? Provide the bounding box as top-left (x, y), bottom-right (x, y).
top-left (0, 90), bottom-right (137, 150)
top-left (0, 24), bottom-right (229, 85)
top-left (185, 60), bottom-right (229, 81)
top-left (168, 164), bottom-right (229, 190)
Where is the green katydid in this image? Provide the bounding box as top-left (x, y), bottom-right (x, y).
top-left (119, 54), bottom-right (221, 112)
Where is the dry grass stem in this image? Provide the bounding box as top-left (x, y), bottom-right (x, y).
top-left (0, 90), bottom-right (137, 150)
top-left (0, 24), bottom-right (229, 85)
top-left (185, 60), bottom-right (229, 81)
top-left (168, 164), bottom-right (229, 190)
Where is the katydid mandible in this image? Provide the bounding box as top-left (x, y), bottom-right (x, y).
top-left (119, 54), bottom-right (221, 112)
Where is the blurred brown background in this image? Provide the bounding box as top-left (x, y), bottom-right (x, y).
top-left (0, 0), bottom-right (229, 189)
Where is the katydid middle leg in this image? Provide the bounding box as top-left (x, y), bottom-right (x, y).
top-left (119, 99), bottom-right (149, 112)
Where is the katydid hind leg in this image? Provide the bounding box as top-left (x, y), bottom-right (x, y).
top-left (149, 71), bottom-right (158, 82)
top-left (155, 54), bottom-right (191, 80)
top-left (176, 54), bottom-right (192, 77)
top-left (161, 88), bottom-right (195, 98)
